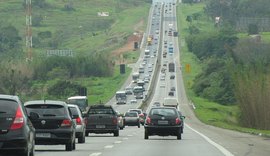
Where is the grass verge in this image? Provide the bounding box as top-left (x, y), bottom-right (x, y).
top-left (177, 3), bottom-right (270, 136)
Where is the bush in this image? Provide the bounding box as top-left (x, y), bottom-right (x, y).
top-left (47, 80), bottom-right (83, 98)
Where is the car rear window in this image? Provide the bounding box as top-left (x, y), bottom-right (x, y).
top-left (88, 108), bottom-right (114, 114)
top-left (129, 110), bottom-right (142, 114)
top-left (0, 99), bottom-right (18, 115)
top-left (69, 107), bottom-right (79, 116)
top-left (125, 112), bottom-right (137, 117)
top-left (25, 104), bottom-right (66, 116)
top-left (150, 108), bottom-right (176, 117)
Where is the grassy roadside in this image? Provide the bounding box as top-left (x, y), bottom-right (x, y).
top-left (177, 3), bottom-right (270, 136)
top-left (0, 1), bottom-right (149, 103)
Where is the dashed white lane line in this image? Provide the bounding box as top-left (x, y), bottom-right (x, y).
top-left (89, 152), bottom-right (102, 156)
top-left (104, 145), bottom-right (114, 149)
top-left (186, 124), bottom-right (234, 156)
top-left (114, 141), bottom-right (122, 144)
top-left (127, 134), bottom-right (133, 137)
top-left (123, 137), bottom-right (129, 140)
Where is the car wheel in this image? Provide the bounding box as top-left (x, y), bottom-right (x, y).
top-left (65, 141), bottom-right (73, 151)
top-left (22, 147), bottom-right (30, 156)
top-left (138, 123), bottom-right (140, 128)
top-left (120, 127), bottom-right (123, 130)
top-left (85, 131), bottom-right (89, 137)
top-left (177, 130), bottom-right (182, 140)
top-left (144, 130), bottom-right (149, 140)
top-left (30, 140), bottom-right (35, 156)
top-left (78, 132), bottom-right (86, 143)
top-left (113, 130), bottom-right (119, 137)
top-left (73, 139), bottom-right (76, 150)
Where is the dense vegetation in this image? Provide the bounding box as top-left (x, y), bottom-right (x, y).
top-left (183, 0), bottom-right (270, 130)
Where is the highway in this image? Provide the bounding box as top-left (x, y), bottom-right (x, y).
top-left (33, 0), bottom-right (270, 156)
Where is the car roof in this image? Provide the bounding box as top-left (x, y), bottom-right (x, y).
top-left (24, 100), bottom-right (66, 106)
top-left (0, 94), bottom-right (20, 101)
top-left (67, 104), bottom-right (80, 108)
top-left (150, 107), bottom-right (177, 110)
top-left (125, 111), bottom-right (138, 115)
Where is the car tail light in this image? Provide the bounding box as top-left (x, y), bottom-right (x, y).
top-left (112, 117), bottom-right (118, 125)
top-left (175, 117), bottom-right (181, 125)
top-left (10, 107), bottom-right (24, 130)
top-left (61, 119), bottom-right (72, 127)
top-left (146, 117), bottom-right (151, 124)
top-left (76, 117), bottom-right (82, 125)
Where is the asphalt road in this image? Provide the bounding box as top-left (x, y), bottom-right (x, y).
top-left (33, 1), bottom-right (270, 156)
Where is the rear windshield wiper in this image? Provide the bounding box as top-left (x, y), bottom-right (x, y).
top-left (43, 114), bottom-right (56, 117)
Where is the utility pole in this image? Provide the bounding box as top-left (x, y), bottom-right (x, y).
top-left (26, 0), bottom-right (33, 61)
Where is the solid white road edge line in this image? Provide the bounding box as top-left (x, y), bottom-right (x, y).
top-left (186, 124), bottom-right (234, 156)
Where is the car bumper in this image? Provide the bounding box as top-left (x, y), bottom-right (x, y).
top-left (0, 137), bottom-right (28, 151)
top-left (144, 125), bottom-right (181, 136)
top-left (86, 125), bottom-right (118, 134)
top-left (35, 129), bottom-right (74, 145)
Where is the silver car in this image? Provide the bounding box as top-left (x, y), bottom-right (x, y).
top-left (124, 112), bottom-right (140, 128)
top-left (68, 104), bottom-right (86, 143)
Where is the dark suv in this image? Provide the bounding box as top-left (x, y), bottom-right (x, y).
top-left (24, 100), bottom-right (76, 151)
top-left (144, 107), bottom-right (183, 140)
top-left (85, 105), bottom-right (119, 136)
top-left (0, 94), bottom-right (35, 156)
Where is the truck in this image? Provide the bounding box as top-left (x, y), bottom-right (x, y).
top-left (132, 72), bottom-right (140, 83)
top-left (67, 96), bottom-right (88, 112)
top-left (163, 98), bottom-right (178, 108)
top-left (85, 105), bottom-right (119, 136)
top-left (168, 62), bottom-right (175, 72)
top-left (115, 91), bottom-right (127, 104)
top-left (147, 37), bottom-right (152, 45)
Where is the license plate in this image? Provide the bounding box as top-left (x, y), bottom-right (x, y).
top-left (158, 120), bottom-right (168, 125)
top-left (96, 125), bottom-right (105, 128)
top-left (36, 133), bottom-right (51, 138)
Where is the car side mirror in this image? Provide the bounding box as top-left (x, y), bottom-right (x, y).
top-left (29, 112), bottom-right (39, 120)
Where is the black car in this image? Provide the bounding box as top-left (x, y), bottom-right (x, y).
top-left (144, 107), bottom-right (183, 140)
top-left (0, 94), bottom-right (35, 156)
top-left (25, 100), bottom-right (76, 151)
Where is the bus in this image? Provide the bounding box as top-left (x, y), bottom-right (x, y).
top-left (115, 91), bottom-right (127, 104)
top-left (67, 96), bottom-right (88, 112)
